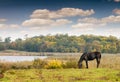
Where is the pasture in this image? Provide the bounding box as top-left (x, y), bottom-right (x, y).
top-left (0, 52), bottom-right (120, 82)
top-left (0, 68), bottom-right (120, 82)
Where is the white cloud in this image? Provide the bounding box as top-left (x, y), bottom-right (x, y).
top-left (22, 19), bottom-right (54, 27)
top-left (0, 24), bottom-right (20, 29)
top-left (0, 19), bottom-right (7, 22)
top-left (71, 15), bottom-right (120, 32)
top-left (101, 15), bottom-right (120, 23)
top-left (0, 24), bottom-right (7, 29)
top-left (52, 19), bottom-right (72, 26)
top-left (113, 8), bottom-right (120, 15)
top-left (78, 15), bottom-right (119, 25)
top-left (57, 8), bottom-right (94, 17)
top-left (72, 23), bottom-right (94, 28)
top-left (114, 0), bottom-right (120, 2)
top-left (75, 18), bottom-right (104, 30)
top-left (30, 8), bottom-right (95, 19)
top-left (23, 8), bottom-right (94, 29)
top-left (22, 18), bottom-right (72, 27)
top-left (30, 9), bottom-right (62, 19)
top-left (78, 17), bottom-right (105, 26)
top-left (9, 24), bottom-right (20, 28)
top-left (76, 15), bottom-right (120, 27)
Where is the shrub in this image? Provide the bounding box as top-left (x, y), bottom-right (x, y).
top-left (45, 60), bottom-right (63, 69)
top-left (33, 59), bottom-right (47, 69)
top-left (0, 63), bottom-right (10, 74)
top-left (10, 61), bottom-right (33, 69)
top-left (63, 60), bottom-right (78, 68)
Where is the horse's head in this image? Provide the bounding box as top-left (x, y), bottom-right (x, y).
top-left (78, 62), bottom-right (82, 68)
top-left (78, 52), bottom-right (87, 69)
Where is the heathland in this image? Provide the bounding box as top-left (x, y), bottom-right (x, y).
top-left (0, 52), bottom-right (120, 82)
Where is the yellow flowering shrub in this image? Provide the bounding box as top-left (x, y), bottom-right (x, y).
top-left (45, 60), bottom-right (62, 69)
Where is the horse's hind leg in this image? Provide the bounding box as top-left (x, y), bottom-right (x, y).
top-left (96, 58), bottom-right (100, 68)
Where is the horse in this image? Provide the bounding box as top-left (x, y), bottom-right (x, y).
top-left (78, 51), bottom-right (101, 69)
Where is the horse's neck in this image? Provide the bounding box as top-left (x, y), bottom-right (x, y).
top-left (79, 56), bottom-right (84, 63)
top-left (78, 53), bottom-right (88, 63)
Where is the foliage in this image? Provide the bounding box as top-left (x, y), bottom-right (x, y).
top-left (33, 59), bottom-right (47, 69)
top-left (62, 60), bottom-right (78, 68)
top-left (4, 37), bottom-right (11, 43)
top-left (45, 60), bottom-right (63, 69)
top-left (0, 42), bottom-right (6, 51)
top-left (0, 63), bottom-right (10, 74)
top-left (1, 34), bottom-right (120, 53)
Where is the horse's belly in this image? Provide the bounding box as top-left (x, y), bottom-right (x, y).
top-left (88, 59), bottom-right (94, 61)
top-left (88, 56), bottom-right (95, 60)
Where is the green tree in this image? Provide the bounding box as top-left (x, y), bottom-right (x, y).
top-left (5, 37), bottom-right (11, 43)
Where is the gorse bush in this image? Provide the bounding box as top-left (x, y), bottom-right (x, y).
top-left (45, 60), bottom-right (63, 69)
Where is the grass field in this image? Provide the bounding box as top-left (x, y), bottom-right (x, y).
top-left (0, 68), bottom-right (120, 82)
top-left (0, 51), bottom-right (120, 82)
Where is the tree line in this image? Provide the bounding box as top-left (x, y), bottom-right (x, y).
top-left (0, 34), bottom-right (120, 53)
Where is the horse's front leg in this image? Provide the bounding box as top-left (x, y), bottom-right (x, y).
top-left (85, 60), bottom-right (88, 68)
top-left (96, 58), bottom-right (100, 68)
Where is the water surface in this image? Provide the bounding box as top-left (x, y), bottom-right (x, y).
top-left (0, 56), bottom-right (47, 62)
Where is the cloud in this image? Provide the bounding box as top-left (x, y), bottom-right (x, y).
top-left (114, 0), bottom-right (120, 2)
top-left (0, 24), bottom-right (7, 29)
top-left (0, 19), bottom-right (7, 22)
top-left (71, 15), bottom-right (120, 31)
top-left (76, 17), bottom-right (105, 29)
top-left (72, 23), bottom-right (94, 29)
top-left (78, 17), bottom-right (104, 25)
top-left (22, 8), bottom-right (94, 29)
top-left (101, 15), bottom-right (120, 23)
top-left (22, 18), bottom-right (72, 27)
top-left (30, 8), bottom-right (95, 19)
top-left (56, 8), bottom-right (94, 17)
top-left (9, 24), bottom-right (20, 28)
top-left (77, 15), bottom-right (120, 25)
top-left (0, 24), bottom-right (20, 29)
top-left (52, 19), bottom-right (72, 26)
top-left (113, 8), bottom-right (120, 15)
top-left (22, 19), bottom-right (54, 27)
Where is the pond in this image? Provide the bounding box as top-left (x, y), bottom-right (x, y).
top-left (0, 56), bottom-right (47, 62)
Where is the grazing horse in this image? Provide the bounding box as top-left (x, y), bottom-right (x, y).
top-left (78, 51), bottom-right (101, 69)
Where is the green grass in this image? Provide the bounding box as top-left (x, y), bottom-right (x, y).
top-left (0, 68), bottom-right (120, 82)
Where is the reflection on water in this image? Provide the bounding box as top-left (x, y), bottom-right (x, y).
top-left (0, 56), bottom-right (47, 62)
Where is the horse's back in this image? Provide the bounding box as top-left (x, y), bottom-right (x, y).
top-left (87, 51), bottom-right (101, 60)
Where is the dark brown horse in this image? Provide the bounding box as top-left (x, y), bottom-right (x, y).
top-left (78, 51), bottom-right (101, 69)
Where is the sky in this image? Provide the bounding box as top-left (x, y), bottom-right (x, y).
top-left (0, 0), bottom-right (120, 40)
